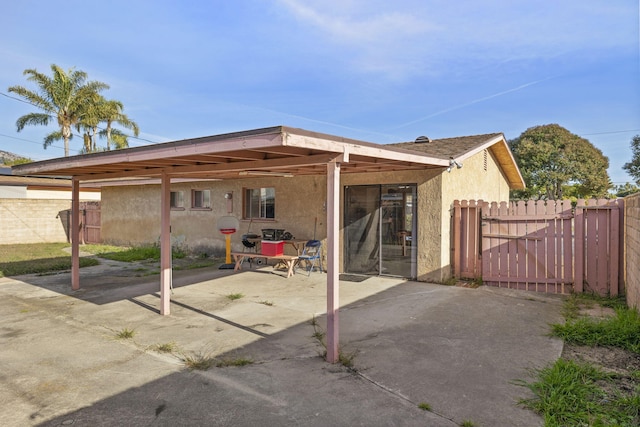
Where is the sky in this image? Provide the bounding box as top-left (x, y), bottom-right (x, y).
top-left (0, 0), bottom-right (639, 185)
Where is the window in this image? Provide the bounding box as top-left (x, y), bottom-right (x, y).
top-left (191, 189), bottom-right (211, 209)
top-left (244, 187), bottom-right (275, 219)
top-left (170, 191), bottom-right (184, 209)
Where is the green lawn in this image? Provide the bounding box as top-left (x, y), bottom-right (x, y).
top-left (0, 243), bottom-right (217, 277)
top-left (0, 242), bottom-right (99, 277)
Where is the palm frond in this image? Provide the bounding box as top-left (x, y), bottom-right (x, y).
top-left (16, 113), bottom-right (51, 131)
top-left (43, 130), bottom-right (64, 148)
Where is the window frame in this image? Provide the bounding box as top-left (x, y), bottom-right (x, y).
top-left (170, 191), bottom-right (185, 210)
top-left (243, 187), bottom-right (276, 220)
top-left (191, 189), bottom-right (211, 210)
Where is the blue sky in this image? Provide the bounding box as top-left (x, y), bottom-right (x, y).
top-left (1, 0), bottom-right (638, 185)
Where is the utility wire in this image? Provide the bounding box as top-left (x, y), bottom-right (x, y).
top-left (0, 91), bottom-right (160, 145)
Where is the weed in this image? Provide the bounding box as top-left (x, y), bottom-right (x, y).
top-left (181, 352), bottom-right (216, 371)
top-left (257, 300), bottom-right (274, 306)
top-left (116, 328), bottom-right (135, 339)
top-left (215, 357), bottom-right (253, 367)
top-left (418, 402), bottom-right (432, 411)
top-left (312, 330), bottom-right (326, 342)
top-left (337, 348), bottom-right (358, 368)
top-left (153, 342), bottom-right (177, 353)
top-left (442, 277), bottom-right (457, 286)
top-left (460, 421), bottom-right (476, 427)
top-left (516, 359), bottom-right (630, 426)
top-left (227, 293), bottom-right (244, 301)
top-left (552, 306), bottom-right (640, 353)
top-left (181, 352), bottom-right (252, 370)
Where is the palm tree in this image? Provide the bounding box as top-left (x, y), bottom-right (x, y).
top-left (8, 64), bottom-right (109, 157)
top-left (98, 99), bottom-right (139, 150)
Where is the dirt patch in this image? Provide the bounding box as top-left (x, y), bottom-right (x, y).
top-left (562, 344), bottom-right (640, 398)
top-left (560, 300), bottom-right (640, 401)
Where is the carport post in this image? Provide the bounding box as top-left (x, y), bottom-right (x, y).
top-left (71, 178), bottom-right (80, 290)
top-left (160, 171), bottom-right (172, 315)
top-left (326, 160), bottom-right (340, 363)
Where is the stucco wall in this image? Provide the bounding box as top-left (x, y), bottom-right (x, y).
top-left (101, 175), bottom-right (327, 255)
top-left (341, 168), bottom-right (442, 281)
top-left (101, 152), bottom-right (512, 282)
top-left (0, 199), bottom-right (72, 244)
top-left (624, 193), bottom-right (640, 309)
top-left (438, 149), bottom-right (512, 281)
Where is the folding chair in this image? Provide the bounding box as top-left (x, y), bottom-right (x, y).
top-left (296, 240), bottom-right (323, 276)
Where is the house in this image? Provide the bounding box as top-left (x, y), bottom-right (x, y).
top-left (0, 167), bottom-right (100, 244)
top-left (93, 130), bottom-right (520, 283)
top-left (11, 125), bottom-right (524, 362)
top-left (13, 125), bottom-right (523, 281)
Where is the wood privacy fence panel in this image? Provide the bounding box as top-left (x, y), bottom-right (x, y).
top-left (574, 199), bottom-right (623, 296)
top-left (453, 199), bottom-right (622, 296)
top-left (79, 201), bottom-right (101, 244)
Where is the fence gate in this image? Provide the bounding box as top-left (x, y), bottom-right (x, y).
top-left (452, 199), bottom-right (623, 296)
top-left (79, 201), bottom-right (101, 244)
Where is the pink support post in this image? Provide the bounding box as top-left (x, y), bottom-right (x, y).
top-left (160, 172), bottom-right (172, 315)
top-left (326, 160), bottom-right (340, 363)
top-left (71, 178), bottom-right (80, 290)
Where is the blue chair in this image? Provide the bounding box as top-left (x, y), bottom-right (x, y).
top-left (296, 240), bottom-right (323, 275)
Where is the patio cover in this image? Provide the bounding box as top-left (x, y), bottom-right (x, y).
top-left (10, 125), bottom-right (492, 362)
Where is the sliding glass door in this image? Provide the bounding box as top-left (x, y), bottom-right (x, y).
top-left (344, 184), bottom-right (416, 278)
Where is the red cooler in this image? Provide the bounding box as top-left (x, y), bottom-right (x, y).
top-left (262, 240), bottom-right (284, 256)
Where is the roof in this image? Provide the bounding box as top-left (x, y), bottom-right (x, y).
top-left (11, 126), bottom-right (524, 189)
top-left (389, 133), bottom-right (525, 189)
top-left (0, 174), bottom-right (100, 190)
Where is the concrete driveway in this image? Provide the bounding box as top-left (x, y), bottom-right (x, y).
top-left (0, 261), bottom-right (564, 426)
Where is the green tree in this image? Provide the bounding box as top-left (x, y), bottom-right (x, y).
top-left (3, 157), bottom-right (33, 166)
top-left (8, 64), bottom-right (109, 157)
top-left (510, 124), bottom-right (611, 200)
top-left (614, 182), bottom-right (640, 197)
top-left (622, 135), bottom-right (640, 185)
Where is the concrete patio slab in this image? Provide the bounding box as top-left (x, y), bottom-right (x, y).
top-left (0, 262), bottom-right (564, 426)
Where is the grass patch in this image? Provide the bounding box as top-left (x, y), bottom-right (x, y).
top-left (0, 242), bottom-right (99, 277)
top-left (153, 342), bottom-right (177, 353)
top-left (181, 352), bottom-right (253, 370)
top-left (460, 421), bottom-right (476, 427)
top-left (87, 244), bottom-right (187, 262)
top-left (552, 306), bottom-right (640, 353)
top-left (418, 402), bottom-right (432, 411)
top-left (182, 352), bottom-right (217, 371)
top-left (227, 293), bottom-right (244, 301)
top-left (215, 357), bottom-right (253, 367)
top-left (518, 359), bottom-right (640, 426)
top-left (115, 328), bottom-right (135, 339)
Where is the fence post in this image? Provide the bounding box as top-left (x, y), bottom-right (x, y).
top-left (574, 199), bottom-right (585, 293)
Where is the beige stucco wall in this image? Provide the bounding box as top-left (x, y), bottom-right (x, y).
top-left (624, 193), bottom-right (640, 309)
top-left (101, 175), bottom-right (327, 255)
top-left (340, 168), bottom-right (442, 281)
top-left (0, 199), bottom-right (72, 244)
top-left (437, 149), bottom-right (512, 281)
top-left (101, 150), bottom-right (512, 282)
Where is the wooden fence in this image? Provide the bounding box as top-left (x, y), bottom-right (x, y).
top-left (452, 199), bottom-right (623, 295)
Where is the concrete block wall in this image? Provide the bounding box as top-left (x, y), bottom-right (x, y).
top-left (0, 199), bottom-right (71, 244)
top-left (625, 193), bottom-right (640, 309)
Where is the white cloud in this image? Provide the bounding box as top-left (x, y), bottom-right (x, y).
top-left (276, 0), bottom-right (638, 80)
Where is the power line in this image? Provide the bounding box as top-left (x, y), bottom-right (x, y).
top-left (0, 90), bottom-right (160, 145)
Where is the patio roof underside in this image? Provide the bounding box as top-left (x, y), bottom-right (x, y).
top-left (12, 126), bottom-right (450, 182)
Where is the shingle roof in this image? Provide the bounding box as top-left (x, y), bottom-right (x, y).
top-left (387, 133), bottom-right (504, 160)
